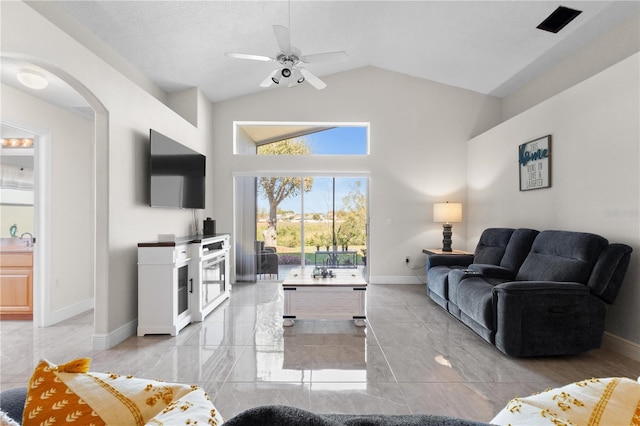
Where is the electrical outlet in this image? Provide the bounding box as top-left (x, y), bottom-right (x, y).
top-left (405, 256), bottom-right (410, 264)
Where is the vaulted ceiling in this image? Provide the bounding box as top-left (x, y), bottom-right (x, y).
top-left (2, 1), bottom-right (639, 109)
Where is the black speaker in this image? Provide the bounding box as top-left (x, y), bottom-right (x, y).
top-left (203, 218), bottom-right (216, 236)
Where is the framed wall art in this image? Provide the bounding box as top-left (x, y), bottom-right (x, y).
top-left (519, 135), bottom-right (551, 191)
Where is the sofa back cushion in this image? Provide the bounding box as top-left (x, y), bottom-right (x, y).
top-left (516, 230), bottom-right (608, 284)
top-left (500, 228), bottom-right (539, 272)
top-left (474, 228), bottom-right (515, 265)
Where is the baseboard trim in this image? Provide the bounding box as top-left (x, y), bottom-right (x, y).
top-left (369, 275), bottom-right (424, 284)
top-left (46, 298), bottom-right (94, 326)
top-left (602, 332), bottom-right (640, 362)
top-left (92, 319), bottom-right (137, 350)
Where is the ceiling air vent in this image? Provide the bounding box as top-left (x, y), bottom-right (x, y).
top-left (537, 6), bottom-right (582, 33)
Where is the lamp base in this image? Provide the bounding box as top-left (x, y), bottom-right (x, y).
top-left (441, 223), bottom-right (453, 252)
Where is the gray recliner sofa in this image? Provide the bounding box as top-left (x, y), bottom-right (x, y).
top-left (427, 228), bottom-right (539, 311)
top-left (427, 228), bottom-right (633, 357)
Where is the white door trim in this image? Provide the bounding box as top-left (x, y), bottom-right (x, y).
top-left (1, 119), bottom-right (52, 327)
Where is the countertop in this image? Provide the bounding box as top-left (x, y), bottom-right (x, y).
top-left (0, 238), bottom-right (34, 253)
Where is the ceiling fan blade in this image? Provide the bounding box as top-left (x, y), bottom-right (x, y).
top-left (301, 51), bottom-right (349, 64)
top-left (225, 52), bottom-right (274, 62)
top-left (273, 25), bottom-right (291, 54)
top-left (259, 69), bottom-right (279, 88)
top-left (299, 68), bottom-right (326, 90)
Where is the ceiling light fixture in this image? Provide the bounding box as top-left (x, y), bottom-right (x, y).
top-left (292, 68), bottom-right (305, 84)
top-left (226, 23), bottom-right (347, 90)
top-left (16, 69), bottom-right (48, 90)
top-left (1, 138), bottom-right (34, 148)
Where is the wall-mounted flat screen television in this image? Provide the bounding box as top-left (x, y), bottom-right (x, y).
top-left (150, 129), bottom-right (205, 209)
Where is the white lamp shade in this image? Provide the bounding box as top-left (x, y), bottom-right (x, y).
top-left (433, 202), bottom-right (462, 223)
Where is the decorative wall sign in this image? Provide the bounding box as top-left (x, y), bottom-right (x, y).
top-left (519, 135), bottom-right (551, 191)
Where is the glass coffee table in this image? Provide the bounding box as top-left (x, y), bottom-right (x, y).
top-left (282, 267), bottom-right (367, 327)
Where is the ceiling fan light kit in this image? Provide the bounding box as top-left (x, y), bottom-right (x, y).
top-left (226, 25), bottom-right (347, 90)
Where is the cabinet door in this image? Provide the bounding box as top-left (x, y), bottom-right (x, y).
top-left (177, 263), bottom-right (189, 316)
top-left (0, 267), bottom-right (33, 319)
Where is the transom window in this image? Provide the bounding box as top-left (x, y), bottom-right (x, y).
top-left (234, 122), bottom-right (369, 155)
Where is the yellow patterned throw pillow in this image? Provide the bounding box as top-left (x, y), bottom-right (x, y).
top-left (491, 376), bottom-right (640, 426)
top-left (23, 358), bottom-right (224, 425)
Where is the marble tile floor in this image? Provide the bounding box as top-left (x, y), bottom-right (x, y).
top-left (2, 282), bottom-right (639, 422)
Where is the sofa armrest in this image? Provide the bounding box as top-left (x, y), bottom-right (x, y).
top-left (427, 254), bottom-right (474, 270)
top-left (468, 264), bottom-right (515, 280)
top-left (492, 281), bottom-right (606, 356)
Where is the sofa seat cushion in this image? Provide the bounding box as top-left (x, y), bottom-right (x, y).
top-left (427, 266), bottom-right (460, 301)
top-left (449, 271), bottom-right (506, 331)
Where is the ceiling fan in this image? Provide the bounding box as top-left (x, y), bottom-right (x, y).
top-left (225, 25), bottom-right (348, 90)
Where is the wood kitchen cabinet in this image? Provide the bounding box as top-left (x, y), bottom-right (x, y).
top-left (0, 251), bottom-right (33, 320)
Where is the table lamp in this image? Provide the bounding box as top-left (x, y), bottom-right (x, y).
top-left (433, 202), bottom-right (462, 252)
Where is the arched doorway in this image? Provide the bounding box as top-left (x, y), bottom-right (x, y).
top-left (1, 55), bottom-right (108, 340)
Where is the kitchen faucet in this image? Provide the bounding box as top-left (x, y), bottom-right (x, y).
top-left (20, 232), bottom-right (34, 247)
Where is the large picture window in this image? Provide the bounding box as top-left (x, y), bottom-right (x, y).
top-left (233, 122), bottom-right (369, 282)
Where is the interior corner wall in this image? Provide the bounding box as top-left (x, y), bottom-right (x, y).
top-left (467, 53), bottom-right (640, 346)
top-left (3, 2), bottom-right (214, 347)
top-left (211, 66), bottom-right (501, 283)
top-left (235, 127), bottom-right (256, 154)
top-left (167, 87), bottom-right (199, 127)
top-left (1, 83), bottom-right (94, 318)
top-left (501, 12), bottom-right (640, 122)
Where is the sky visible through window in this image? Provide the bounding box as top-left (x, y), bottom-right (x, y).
top-left (275, 177), bottom-right (364, 214)
top-left (260, 126), bottom-right (367, 214)
top-left (305, 126), bottom-right (367, 155)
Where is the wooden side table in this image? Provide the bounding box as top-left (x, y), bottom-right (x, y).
top-left (422, 248), bottom-right (473, 255)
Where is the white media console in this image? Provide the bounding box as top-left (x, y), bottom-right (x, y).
top-left (137, 234), bottom-right (230, 336)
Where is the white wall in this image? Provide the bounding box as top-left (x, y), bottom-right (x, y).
top-left (467, 53), bottom-right (640, 346)
top-left (501, 12), bottom-right (640, 122)
top-left (211, 66), bottom-right (501, 283)
top-left (0, 205), bottom-right (34, 238)
top-left (2, 2), bottom-right (214, 348)
top-left (1, 84), bottom-right (94, 317)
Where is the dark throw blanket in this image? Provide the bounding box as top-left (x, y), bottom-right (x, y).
top-left (223, 405), bottom-right (488, 426)
top-left (0, 388), bottom-right (488, 426)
